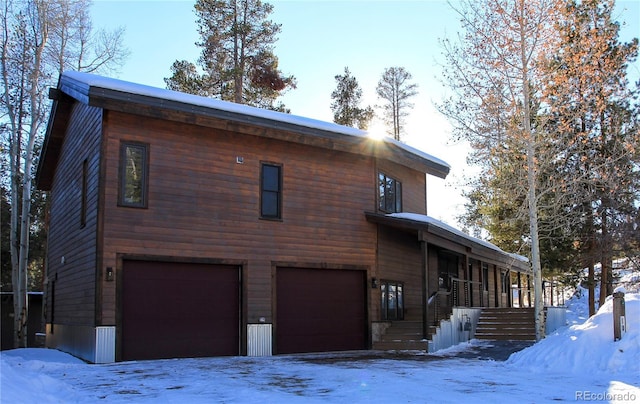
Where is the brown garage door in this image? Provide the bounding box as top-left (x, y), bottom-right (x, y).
top-left (121, 260), bottom-right (240, 361)
top-left (276, 267), bottom-right (366, 354)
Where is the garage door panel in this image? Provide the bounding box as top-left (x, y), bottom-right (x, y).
top-left (276, 267), bottom-right (366, 354)
top-left (122, 260), bottom-right (239, 361)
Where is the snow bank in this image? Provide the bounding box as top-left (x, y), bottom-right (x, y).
top-left (508, 292), bottom-right (640, 374)
top-left (1, 348), bottom-right (84, 402)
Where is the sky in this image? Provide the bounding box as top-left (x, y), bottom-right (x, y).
top-left (2, 285), bottom-right (639, 402)
top-left (89, 0), bottom-right (640, 226)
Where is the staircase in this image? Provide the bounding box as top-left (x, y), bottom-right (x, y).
top-left (372, 321), bottom-right (433, 351)
top-left (373, 307), bottom-right (536, 350)
top-left (474, 307), bottom-right (536, 341)
top-left (372, 299), bottom-right (457, 351)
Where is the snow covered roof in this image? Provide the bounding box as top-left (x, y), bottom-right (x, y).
top-left (366, 211), bottom-right (530, 271)
top-left (53, 71), bottom-right (450, 178)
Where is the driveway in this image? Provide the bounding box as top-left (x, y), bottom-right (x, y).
top-left (293, 340), bottom-right (535, 364)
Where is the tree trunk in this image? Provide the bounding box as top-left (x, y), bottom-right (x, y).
top-left (10, 163), bottom-right (25, 348)
top-left (519, 5), bottom-right (544, 341)
top-left (588, 261), bottom-right (595, 316)
top-left (14, 136), bottom-right (36, 348)
top-left (527, 138), bottom-right (545, 341)
top-left (586, 206), bottom-right (596, 316)
top-left (599, 206), bottom-right (612, 306)
top-left (11, 0), bottom-right (49, 348)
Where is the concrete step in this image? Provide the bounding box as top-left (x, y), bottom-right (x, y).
top-left (374, 320), bottom-right (432, 350)
top-left (382, 328), bottom-right (422, 339)
top-left (386, 321), bottom-right (422, 329)
top-left (379, 321), bottom-right (423, 342)
top-left (372, 340), bottom-right (429, 351)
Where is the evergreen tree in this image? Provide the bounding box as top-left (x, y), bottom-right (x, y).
top-left (330, 67), bottom-right (374, 129)
top-left (166, 60), bottom-right (209, 97)
top-left (376, 67), bottom-right (418, 141)
top-left (542, 0), bottom-right (639, 310)
top-left (164, 0), bottom-right (296, 111)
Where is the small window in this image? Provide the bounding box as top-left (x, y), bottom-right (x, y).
top-left (80, 159), bottom-right (88, 227)
top-left (119, 142), bottom-right (149, 208)
top-left (381, 280), bottom-right (404, 320)
top-left (260, 163), bottom-right (282, 219)
top-left (378, 172), bottom-right (402, 213)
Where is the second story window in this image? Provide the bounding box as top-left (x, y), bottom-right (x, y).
top-left (119, 142), bottom-right (149, 208)
top-left (261, 163), bottom-right (282, 220)
top-left (378, 172), bottom-right (402, 213)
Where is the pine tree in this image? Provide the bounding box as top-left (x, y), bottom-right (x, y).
top-left (376, 67), bottom-right (418, 141)
top-left (330, 67), bottom-right (374, 129)
top-left (542, 0), bottom-right (639, 312)
top-left (164, 0), bottom-right (296, 111)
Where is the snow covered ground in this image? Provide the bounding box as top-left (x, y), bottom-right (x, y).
top-left (2, 291), bottom-right (638, 403)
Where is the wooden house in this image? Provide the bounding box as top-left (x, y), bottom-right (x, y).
top-left (36, 72), bottom-right (531, 363)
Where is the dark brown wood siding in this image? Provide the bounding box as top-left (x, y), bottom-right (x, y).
top-left (99, 111), bottom-right (384, 325)
top-left (45, 102), bottom-right (102, 326)
top-left (376, 227), bottom-right (422, 320)
top-left (376, 159), bottom-right (426, 214)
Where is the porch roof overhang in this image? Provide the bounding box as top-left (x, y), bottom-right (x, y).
top-left (365, 211), bottom-right (531, 274)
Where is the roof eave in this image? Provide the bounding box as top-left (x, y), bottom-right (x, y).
top-left (365, 212), bottom-right (530, 273)
top-left (57, 73), bottom-right (450, 178)
top-left (35, 89), bottom-right (75, 191)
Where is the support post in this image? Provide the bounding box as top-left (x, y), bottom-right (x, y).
top-left (613, 291), bottom-right (626, 341)
top-left (517, 272), bottom-right (523, 308)
top-left (419, 232), bottom-right (429, 340)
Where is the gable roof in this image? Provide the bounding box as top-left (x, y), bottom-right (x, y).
top-left (37, 71), bottom-right (450, 190)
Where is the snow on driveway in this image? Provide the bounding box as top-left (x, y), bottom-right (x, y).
top-left (2, 292), bottom-right (639, 403)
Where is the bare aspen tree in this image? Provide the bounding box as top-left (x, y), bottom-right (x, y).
top-left (439, 0), bottom-right (557, 340)
top-left (1, 0), bottom-right (127, 348)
